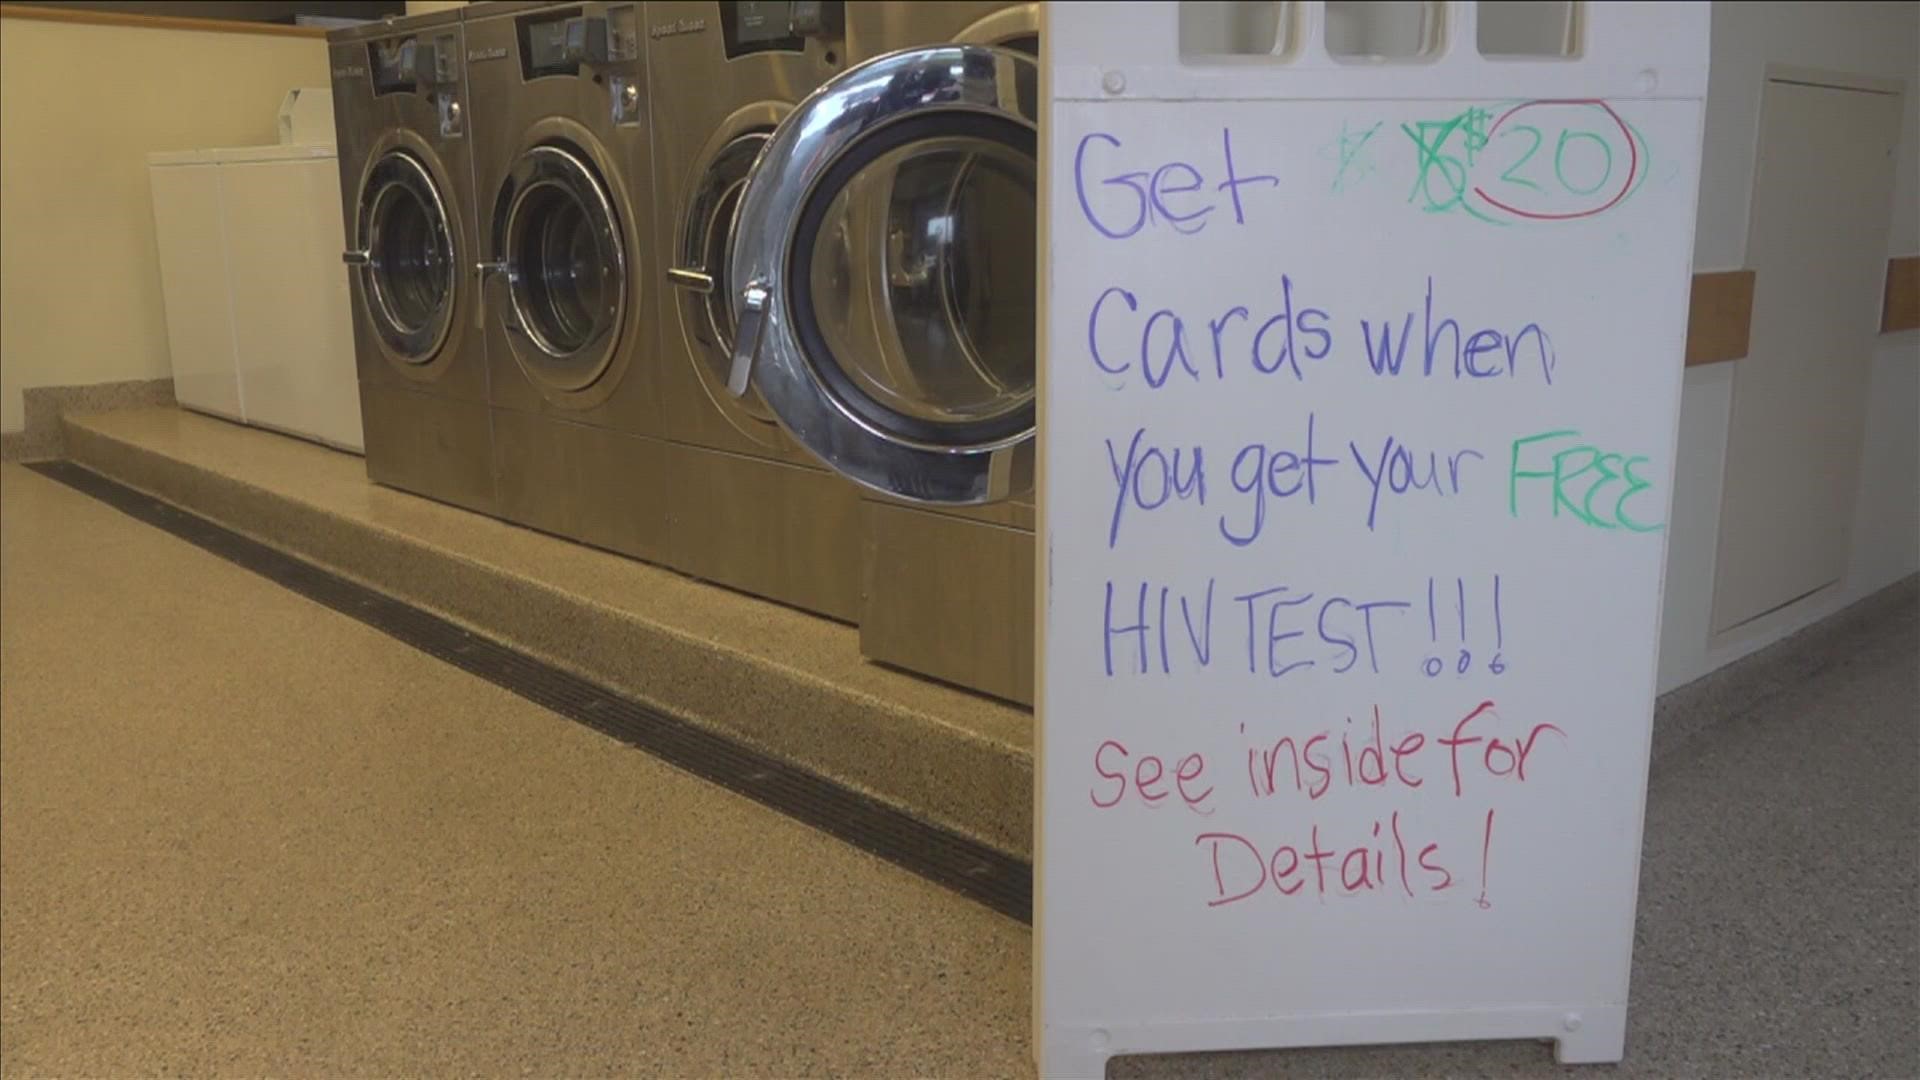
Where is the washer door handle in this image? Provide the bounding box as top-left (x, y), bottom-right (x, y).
top-left (472, 259), bottom-right (507, 330)
top-left (727, 281), bottom-right (770, 398)
top-left (666, 266), bottom-right (714, 294)
top-left (342, 249), bottom-right (371, 266)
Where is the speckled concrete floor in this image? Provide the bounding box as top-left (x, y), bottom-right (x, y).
top-left (0, 464), bottom-right (1027, 1077)
top-left (2, 461), bottom-right (1915, 1078)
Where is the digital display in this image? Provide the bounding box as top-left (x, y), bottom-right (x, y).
top-left (733, 2), bottom-right (791, 44)
top-left (720, 1), bottom-right (825, 58)
top-left (517, 7), bottom-right (584, 79)
top-left (524, 15), bottom-right (573, 72)
top-left (367, 37), bottom-right (416, 94)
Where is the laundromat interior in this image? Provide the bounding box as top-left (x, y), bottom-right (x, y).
top-left (0, 1), bottom-right (1915, 1076)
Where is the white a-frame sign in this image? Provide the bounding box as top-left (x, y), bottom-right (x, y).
top-left (1035, 3), bottom-right (1710, 1075)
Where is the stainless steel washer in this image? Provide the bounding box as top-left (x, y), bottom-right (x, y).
top-left (330, 10), bottom-right (496, 514)
top-left (726, 2), bottom-right (1041, 702)
top-left (649, 1), bottom-right (865, 621)
top-left (465, 0), bottom-right (672, 563)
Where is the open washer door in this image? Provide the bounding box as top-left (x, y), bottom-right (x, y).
top-left (727, 44), bottom-right (1038, 507)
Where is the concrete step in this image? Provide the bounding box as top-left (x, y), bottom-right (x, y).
top-left (61, 407), bottom-right (1034, 859)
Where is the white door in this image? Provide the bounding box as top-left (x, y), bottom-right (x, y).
top-left (1712, 76), bottom-right (1904, 632)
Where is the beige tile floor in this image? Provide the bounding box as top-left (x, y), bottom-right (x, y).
top-left (2, 461), bottom-right (1916, 1078)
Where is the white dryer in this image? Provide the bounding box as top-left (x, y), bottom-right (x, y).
top-left (147, 89), bottom-right (362, 451)
top-left (148, 148), bottom-right (247, 424)
top-left (223, 142), bottom-right (363, 452)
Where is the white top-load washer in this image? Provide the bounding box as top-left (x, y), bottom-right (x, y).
top-left (147, 88), bottom-right (362, 451)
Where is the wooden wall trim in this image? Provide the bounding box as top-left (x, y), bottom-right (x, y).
top-left (0, 3), bottom-right (329, 38)
top-left (1883, 256), bottom-right (1919, 334)
top-left (1686, 256), bottom-right (1916, 366)
top-left (1685, 270), bottom-right (1757, 367)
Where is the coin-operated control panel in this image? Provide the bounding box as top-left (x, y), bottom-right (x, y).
top-left (723, 1), bottom-right (844, 57)
top-left (369, 31), bottom-right (464, 136)
top-left (520, 4), bottom-right (645, 125)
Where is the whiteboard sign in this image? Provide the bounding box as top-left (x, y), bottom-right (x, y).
top-left (1035, 4), bottom-right (1710, 1076)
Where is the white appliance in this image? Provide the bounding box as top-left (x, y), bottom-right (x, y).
top-left (149, 151), bottom-right (245, 422)
top-left (147, 89), bottom-right (363, 451)
top-left (275, 86), bottom-right (335, 147)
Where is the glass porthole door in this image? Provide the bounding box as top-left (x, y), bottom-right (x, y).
top-left (484, 143), bottom-right (626, 392)
top-left (347, 150), bottom-right (456, 366)
top-left (726, 44), bottom-right (1038, 506)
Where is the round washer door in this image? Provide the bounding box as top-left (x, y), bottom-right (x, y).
top-left (353, 150), bottom-right (457, 366)
top-left (728, 44), bottom-right (1038, 506)
top-left (669, 127), bottom-right (784, 440)
top-left (496, 143), bottom-right (626, 393)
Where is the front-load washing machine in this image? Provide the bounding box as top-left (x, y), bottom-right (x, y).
top-left (466, 1), bottom-right (670, 563)
top-left (331, 10), bottom-right (496, 513)
top-left (649, 1), bottom-right (864, 621)
top-left (726, 2), bottom-right (1040, 702)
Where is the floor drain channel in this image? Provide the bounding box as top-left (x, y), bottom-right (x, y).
top-left (26, 460), bottom-right (1033, 924)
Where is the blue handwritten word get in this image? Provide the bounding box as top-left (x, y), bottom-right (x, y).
top-left (1074, 128), bottom-right (1279, 238)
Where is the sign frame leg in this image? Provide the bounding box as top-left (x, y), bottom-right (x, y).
top-left (1552, 1005), bottom-right (1628, 1064)
top-left (1039, 1029), bottom-right (1109, 1079)
top-left (1038, 1006), bottom-right (1630, 1073)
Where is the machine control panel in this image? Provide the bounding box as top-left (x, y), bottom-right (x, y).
top-left (524, 14), bottom-right (580, 74)
top-left (786, 2), bottom-right (843, 37)
top-left (605, 5), bottom-right (641, 62)
top-left (524, 6), bottom-right (639, 76)
top-left (369, 37), bottom-right (417, 94)
top-left (369, 33), bottom-right (461, 95)
top-left (733, 1), bottom-right (791, 43)
top-left (431, 31), bottom-right (460, 84)
top-left (561, 15), bottom-right (608, 65)
top-left (722, 1), bottom-right (842, 58)
top-left (605, 6), bottom-right (643, 125)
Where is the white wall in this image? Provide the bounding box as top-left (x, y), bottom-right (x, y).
top-left (1658, 1), bottom-right (1920, 691)
top-left (0, 15), bottom-right (329, 433)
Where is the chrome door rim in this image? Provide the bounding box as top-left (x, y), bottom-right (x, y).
top-left (355, 150), bottom-right (456, 365)
top-left (785, 112), bottom-right (1036, 446)
top-left (675, 127), bottom-right (780, 428)
top-left (499, 143), bottom-right (625, 393)
top-left (727, 44), bottom-right (1039, 505)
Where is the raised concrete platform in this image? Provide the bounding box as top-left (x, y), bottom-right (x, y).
top-left (61, 408), bottom-right (1034, 858)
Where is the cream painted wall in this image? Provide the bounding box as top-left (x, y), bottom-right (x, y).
top-left (1657, 1), bottom-right (1920, 691)
top-left (0, 16), bottom-right (330, 433)
top-left (404, 1), bottom-right (467, 15)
